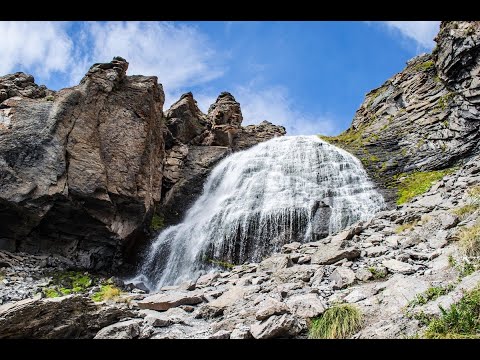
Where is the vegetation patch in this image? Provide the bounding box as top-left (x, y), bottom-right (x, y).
top-left (414, 60), bottom-right (435, 72)
top-left (368, 267), bottom-right (387, 280)
top-left (437, 92), bottom-right (455, 111)
top-left (423, 286), bottom-right (480, 339)
top-left (42, 271), bottom-right (95, 298)
top-left (309, 304), bottom-right (363, 339)
top-left (150, 213), bottom-right (165, 231)
top-left (457, 220), bottom-right (480, 258)
top-left (208, 258), bottom-right (235, 270)
top-left (395, 220), bottom-right (418, 234)
top-left (45, 95), bottom-right (54, 101)
top-left (395, 168), bottom-right (455, 205)
top-left (408, 285), bottom-right (455, 307)
top-left (91, 284), bottom-right (121, 302)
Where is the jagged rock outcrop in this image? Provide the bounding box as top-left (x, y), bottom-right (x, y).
top-left (0, 72), bottom-right (54, 103)
top-left (158, 93), bottom-right (286, 228)
top-left (321, 21), bottom-right (480, 206)
top-left (164, 92), bottom-right (208, 145)
top-left (0, 57), bottom-right (166, 269)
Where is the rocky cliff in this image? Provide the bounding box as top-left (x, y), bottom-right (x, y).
top-left (320, 21), bottom-right (480, 206)
top-left (0, 58), bottom-right (286, 270)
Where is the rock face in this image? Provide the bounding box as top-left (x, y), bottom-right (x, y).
top-left (0, 57), bottom-right (286, 269)
top-left (0, 295), bottom-right (133, 339)
top-left (320, 21), bottom-right (480, 206)
top-left (0, 57), bottom-right (166, 270)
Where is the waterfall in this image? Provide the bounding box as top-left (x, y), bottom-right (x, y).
top-left (134, 135), bottom-right (384, 290)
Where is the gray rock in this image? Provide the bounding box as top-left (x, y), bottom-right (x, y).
top-left (439, 213), bottom-right (459, 229)
top-left (209, 330), bottom-right (231, 339)
top-left (259, 254), bottom-right (292, 272)
top-left (255, 297), bottom-right (290, 320)
top-left (355, 268), bottom-right (373, 281)
top-left (365, 246), bottom-right (388, 257)
top-left (274, 265), bottom-right (318, 283)
top-left (196, 273), bottom-right (219, 288)
top-left (230, 325), bottom-right (252, 339)
top-left (250, 314), bottom-right (306, 339)
top-left (310, 267), bottom-right (325, 288)
top-left (311, 245), bottom-right (360, 265)
top-left (137, 291), bottom-right (203, 311)
top-left (382, 259), bottom-right (416, 274)
top-left (329, 267), bottom-right (356, 289)
top-left (285, 293), bottom-right (325, 318)
top-left (94, 319), bottom-right (143, 339)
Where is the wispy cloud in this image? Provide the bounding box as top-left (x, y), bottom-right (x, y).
top-left (0, 22), bottom-right (72, 79)
top-left (234, 84), bottom-right (338, 136)
top-left (379, 21), bottom-right (441, 51)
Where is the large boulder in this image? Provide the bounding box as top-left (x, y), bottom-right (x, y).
top-left (0, 57), bottom-right (165, 269)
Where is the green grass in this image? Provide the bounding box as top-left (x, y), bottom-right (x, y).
top-left (309, 304), bottom-right (363, 339)
top-left (423, 286), bottom-right (480, 339)
top-left (437, 92), bottom-right (455, 111)
top-left (409, 285), bottom-right (455, 307)
top-left (91, 284), bottom-right (121, 302)
top-left (413, 60), bottom-right (435, 72)
top-left (150, 213), bottom-right (165, 231)
top-left (42, 271), bottom-right (95, 298)
top-left (453, 204), bottom-right (479, 218)
top-left (395, 220), bottom-right (418, 234)
top-left (45, 95), bottom-right (54, 101)
top-left (457, 220), bottom-right (480, 258)
top-left (368, 267), bottom-right (387, 280)
top-left (396, 168), bottom-right (455, 205)
top-left (208, 258), bottom-right (235, 270)
top-left (44, 288), bottom-right (60, 298)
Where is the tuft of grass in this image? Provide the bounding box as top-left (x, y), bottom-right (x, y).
top-left (309, 304), bottom-right (363, 339)
top-left (91, 284), bottom-right (121, 302)
top-left (437, 92), bottom-right (455, 111)
top-left (45, 95), bottom-right (54, 101)
top-left (456, 220), bottom-right (480, 257)
top-left (368, 267), bottom-right (387, 280)
top-left (423, 287), bottom-right (480, 339)
top-left (396, 168), bottom-right (455, 205)
top-left (453, 204), bottom-right (479, 218)
top-left (150, 213), bottom-right (165, 231)
top-left (409, 285), bottom-right (455, 307)
top-left (413, 60), bottom-right (435, 72)
top-left (44, 288), bottom-right (60, 298)
top-left (208, 258), bottom-right (235, 270)
top-left (396, 220), bottom-right (418, 234)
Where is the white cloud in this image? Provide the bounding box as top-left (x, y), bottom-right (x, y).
top-left (381, 21), bottom-right (440, 50)
top-left (0, 22), bottom-right (72, 78)
top-left (78, 22), bottom-right (225, 106)
top-left (233, 84), bottom-right (339, 136)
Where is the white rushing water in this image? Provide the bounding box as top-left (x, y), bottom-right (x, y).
top-left (134, 135), bottom-right (384, 290)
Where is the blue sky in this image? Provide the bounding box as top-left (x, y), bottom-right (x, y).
top-left (1, 21), bottom-right (440, 135)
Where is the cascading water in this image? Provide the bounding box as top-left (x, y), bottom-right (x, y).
top-left (134, 135), bottom-right (384, 290)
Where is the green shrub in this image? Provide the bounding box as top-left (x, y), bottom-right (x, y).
top-left (395, 220), bottom-right (418, 234)
top-left (150, 213), bottom-right (165, 231)
top-left (409, 285), bottom-right (455, 307)
top-left (208, 258), bottom-right (235, 270)
top-left (423, 287), bottom-right (480, 339)
top-left (396, 168), bottom-right (455, 205)
top-left (91, 284), bottom-right (121, 302)
top-left (309, 304), bottom-right (363, 339)
top-left (44, 288), bottom-right (60, 298)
